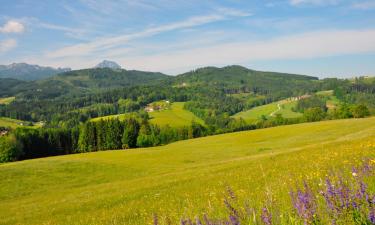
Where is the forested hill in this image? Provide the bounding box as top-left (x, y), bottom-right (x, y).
top-left (1, 68), bottom-right (171, 99)
top-left (173, 65), bottom-right (319, 95)
top-left (0, 78), bottom-right (26, 96)
top-left (52, 68), bottom-right (169, 89)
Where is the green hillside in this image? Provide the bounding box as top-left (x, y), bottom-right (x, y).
top-left (316, 90), bottom-right (341, 110)
top-left (0, 117), bottom-right (374, 224)
top-left (0, 117), bottom-right (35, 129)
top-left (0, 97), bottom-right (15, 105)
top-left (233, 99), bottom-right (302, 123)
top-left (0, 68), bottom-right (170, 99)
top-left (149, 102), bottom-right (204, 127)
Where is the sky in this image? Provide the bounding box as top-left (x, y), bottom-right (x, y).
top-left (0, 0), bottom-right (375, 77)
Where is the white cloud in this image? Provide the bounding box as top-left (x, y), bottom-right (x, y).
top-left (0, 20), bottom-right (25, 33)
top-left (289, 0), bottom-right (339, 6)
top-left (0, 39), bottom-right (17, 53)
top-left (352, 1), bottom-right (375, 10)
top-left (20, 28), bottom-right (375, 74)
top-left (116, 29), bottom-right (375, 74)
top-left (45, 10), bottom-right (251, 58)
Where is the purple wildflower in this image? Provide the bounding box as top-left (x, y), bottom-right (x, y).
top-left (369, 208), bottom-right (375, 224)
top-left (290, 182), bottom-right (317, 224)
top-left (261, 207), bottom-right (272, 225)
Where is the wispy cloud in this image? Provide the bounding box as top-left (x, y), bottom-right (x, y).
top-left (0, 20), bottom-right (25, 33)
top-left (289, 0), bottom-right (339, 6)
top-left (36, 22), bottom-right (81, 33)
top-left (352, 1), bottom-right (375, 10)
top-left (0, 39), bottom-right (17, 53)
top-left (116, 29), bottom-right (375, 74)
top-left (45, 9), bottom-right (251, 58)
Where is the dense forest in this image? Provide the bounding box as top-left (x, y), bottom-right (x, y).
top-left (0, 66), bottom-right (374, 162)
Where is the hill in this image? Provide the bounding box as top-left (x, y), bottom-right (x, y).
top-left (0, 63), bottom-right (70, 81)
top-left (0, 117), bottom-right (374, 224)
top-left (174, 65), bottom-right (319, 96)
top-left (1, 68), bottom-right (170, 99)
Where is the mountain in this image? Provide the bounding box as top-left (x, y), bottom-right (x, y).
top-left (95, 60), bottom-right (122, 69)
top-left (0, 63), bottom-right (71, 81)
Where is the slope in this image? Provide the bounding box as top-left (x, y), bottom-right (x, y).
top-left (149, 102), bottom-right (205, 127)
top-left (0, 117), bottom-right (374, 224)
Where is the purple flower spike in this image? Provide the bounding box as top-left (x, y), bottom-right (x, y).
top-left (369, 208), bottom-right (375, 224)
top-left (290, 182), bottom-right (317, 224)
top-left (261, 207), bottom-right (272, 225)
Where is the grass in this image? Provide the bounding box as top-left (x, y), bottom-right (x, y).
top-left (0, 117), bottom-right (37, 129)
top-left (0, 97), bottom-right (15, 105)
top-left (0, 117), bottom-right (374, 224)
top-left (149, 102), bottom-right (204, 127)
top-left (90, 113), bottom-right (136, 122)
top-left (233, 100), bottom-right (302, 123)
top-left (316, 90), bottom-right (341, 110)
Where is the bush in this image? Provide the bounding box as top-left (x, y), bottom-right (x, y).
top-left (0, 135), bottom-right (23, 163)
top-left (351, 104), bottom-right (370, 118)
top-left (303, 107), bottom-right (326, 122)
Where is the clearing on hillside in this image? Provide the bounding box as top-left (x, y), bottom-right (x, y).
top-left (0, 117), bottom-right (374, 224)
top-left (0, 117), bottom-right (36, 129)
top-left (149, 102), bottom-right (204, 127)
top-left (233, 99), bottom-right (302, 122)
top-left (0, 97), bottom-right (15, 105)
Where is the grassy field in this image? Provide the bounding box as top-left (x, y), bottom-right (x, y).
top-left (90, 113), bottom-right (136, 122)
top-left (149, 102), bottom-right (204, 127)
top-left (233, 100), bottom-right (302, 123)
top-left (0, 117), bottom-right (36, 129)
top-left (316, 90), bottom-right (341, 110)
top-left (0, 97), bottom-right (15, 105)
top-left (0, 117), bottom-right (374, 224)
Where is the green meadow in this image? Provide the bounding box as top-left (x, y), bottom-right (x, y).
top-left (0, 117), bottom-right (374, 224)
top-left (149, 102), bottom-right (204, 127)
top-left (233, 100), bottom-right (302, 123)
top-left (0, 97), bottom-right (15, 105)
top-left (0, 117), bottom-right (35, 129)
top-left (90, 113), bottom-right (136, 122)
top-left (316, 90), bottom-right (341, 110)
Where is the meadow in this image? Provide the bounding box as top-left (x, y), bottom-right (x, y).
top-left (149, 102), bottom-right (204, 127)
top-left (0, 117), bottom-right (374, 224)
top-left (232, 99), bottom-right (302, 123)
top-left (0, 117), bottom-right (35, 129)
top-left (0, 97), bottom-right (15, 105)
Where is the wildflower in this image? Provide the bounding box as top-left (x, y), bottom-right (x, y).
top-left (290, 182), bottom-right (317, 224)
top-left (261, 207), bottom-right (272, 225)
top-left (369, 208), bottom-right (375, 224)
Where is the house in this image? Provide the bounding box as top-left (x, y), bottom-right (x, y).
top-left (0, 130), bottom-right (8, 136)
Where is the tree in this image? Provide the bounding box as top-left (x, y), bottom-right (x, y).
top-left (351, 104), bottom-right (370, 118)
top-left (0, 135), bottom-right (23, 162)
top-left (303, 107), bottom-right (326, 122)
top-left (121, 118), bottom-right (140, 149)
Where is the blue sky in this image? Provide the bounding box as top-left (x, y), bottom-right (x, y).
top-left (0, 0), bottom-right (375, 77)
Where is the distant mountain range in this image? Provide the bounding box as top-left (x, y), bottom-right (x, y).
top-left (0, 63), bottom-right (71, 81)
top-left (0, 60), bottom-right (125, 81)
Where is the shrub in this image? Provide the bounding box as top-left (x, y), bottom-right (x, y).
top-left (0, 135), bottom-right (23, 163)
